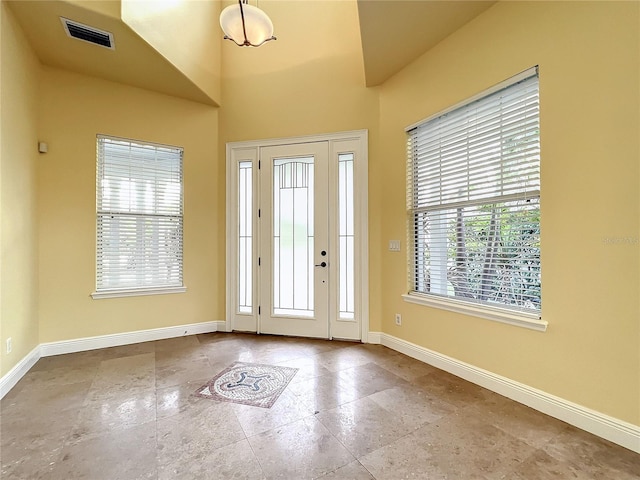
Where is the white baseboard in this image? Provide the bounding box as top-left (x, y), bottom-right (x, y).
top-left (366, 331), bottom-right (382, 344)
top-left (0, 320), bottom-right (225, 400)
top-left (4, 326), bottom-right (637, 453)
top-left (371, 332), bottom-right (640, 453)
top-left (0, 346), bottom-right (41, 399)
top-left (40, 321), bottom-right (224, 357)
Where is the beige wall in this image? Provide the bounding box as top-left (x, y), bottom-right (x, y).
top-left (37, 68), bottom-right (222, 342)
top-left (122, 0), bottom-right (222, 105)
top-left (377, 1), bottom-right (640, 424)
top-left (220, 0), bottom-right (378, 141)
top-left (219, 0), bottom-right (382, 330)
top-left (0, 1), bottom-right (41, 375)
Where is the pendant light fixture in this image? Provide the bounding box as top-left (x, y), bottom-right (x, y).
top-left (220, 0), bottom-right (276, 47)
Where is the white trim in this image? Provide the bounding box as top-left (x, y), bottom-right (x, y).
top-left (357, 132), bottom-right (369, 343)
top-left (0, 346), bottom-right (41, 399)
top-left (366, 331), bottom-right (382, 345)
top-left (405, 66), bottom-right (538, 132)
top-left (91, 286), bottom-right (187, 299)
top-left (40, 321), bottom-right (222, 357)
top-left (0, 321), bottom-right (225, 400)
top-left (402, 293), bottom-right (547, 332)
top-left (225, 130), bottom-right (369, 341)
top-left (2, 327), bottom-right (638, 452)
top-left (226, 130), bottom-right (369, 150)
top-left (378, 332), bottom-right (640, 453)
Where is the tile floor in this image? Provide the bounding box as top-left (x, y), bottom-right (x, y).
top-left (1, 333), bottom-right (638, 479)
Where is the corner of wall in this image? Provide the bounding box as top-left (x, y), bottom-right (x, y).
top-left (0, 0), bottom-right (42, 376)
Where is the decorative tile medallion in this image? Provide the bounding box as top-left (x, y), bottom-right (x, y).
top-left (194, 362), bottom-right (298, 408)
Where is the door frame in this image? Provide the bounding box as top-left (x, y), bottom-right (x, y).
top-left (225, 130), bottom-right (369, 342)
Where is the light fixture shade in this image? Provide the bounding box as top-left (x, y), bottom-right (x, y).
top-left (220, 2), bottom-right (275, 47)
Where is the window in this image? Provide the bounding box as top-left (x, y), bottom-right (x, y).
top-left (338, 153), bottom-right (355, 320)
top-left (407, 67), bottom-right (541, 323)
top-left (93, 135), bottom-right (184, 298)
top-left (238, 160), bottom-right (253, 313)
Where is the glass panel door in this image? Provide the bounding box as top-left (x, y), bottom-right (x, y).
top-left (228, 132), bottom-right (367, 340)
top-left (260, 143), bottom-right (329, 338)
top-left (273, 157), bottom-right (315, 317)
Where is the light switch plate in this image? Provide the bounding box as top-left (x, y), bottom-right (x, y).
top-left (389, 240), bottom-right (401, 252)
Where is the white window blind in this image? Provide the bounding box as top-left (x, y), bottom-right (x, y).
top-left (407, 67), bottom-right (541, 316)
top-left (96, 135), bottom-right (184, 294)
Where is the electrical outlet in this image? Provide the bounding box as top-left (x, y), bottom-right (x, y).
top-left (395, 314), bottom-right (402, 326)
top-left (6, 337), bottom-right (12, 354)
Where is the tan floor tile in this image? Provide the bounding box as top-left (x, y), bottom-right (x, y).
top-left (1, 334), bottom-right (637, 480)
top-left (248, 416), bottom-right (355, 480)
top-left (50, 421), bottom-right (157, 480)
top-left (10, 364), bottom-right (99, 392)
top-left (336, 362), bottom-right (408, 398)
top-left (313, 347), bottom-right (377, 373)
top-left (155, 377), bottom-right (213, 420)
top-left (2, 379), bottom-right (91, 416)
top-left (316, 396), bottom-right (419, 457)
top-left (154, 344), bottom-right (206, 368)
top-left (0, 428), bottom-right (67, 479)
top-left (101, 341), bottom-right (156, 360)
top-left (157, 398), bottom-right (245, 463)
top-left (202, 340), bottom-right (263, 366)
top-left (70, 389), bottom-right (156, 444)
top-left (288, 373), bottom-right (361, 412)
top-left (158, 438), bottom-right (265, 480)
top-left (155, 355), bottom-right (213, 389)
top-left (542, 426), bottom-right (640, 479)
top-left (368, 384), bottom-right (455, 427)
top-left (278, 355), bottom-right (331, 384)
top-left (232, 390), bottom-right (314, 437)
top-left (320, 460), bottom-right (375, 479)
top-left (413, 368), bottom-right (492, 408)
top-left (195, 332), bottom-right (240, 345)
top-left (372, 352), bottom-right (440, 381)
top-left (467, 394), bottom-right (571, 449)
top-left (1, 381), bottom-right (90, 445)
top-left (360, 410), bottom-right (537, 480)
top-left (29, 350), bottom-right (105, 373)
top-left (93, 353), bottom-right (156, 391)
top-left (154, 335), bottom-right (200, 352)
top-left (505, 449), bottom-right (613, 480)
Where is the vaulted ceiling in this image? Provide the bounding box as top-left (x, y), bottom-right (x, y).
top-left (357, 0), bottom-right (496, 86)
top-left (7, 0), bottom-right (496, 103)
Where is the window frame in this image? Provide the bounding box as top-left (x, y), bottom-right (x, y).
top-left (91, 135), bottom-right (186, 299)
top-left (404, 67), bottom-right (546, 332)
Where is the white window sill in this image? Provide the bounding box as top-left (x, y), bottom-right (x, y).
top-left (91, 286), bottom-right (187, 299)
top-left (402, 293), bottom-right (547, 332)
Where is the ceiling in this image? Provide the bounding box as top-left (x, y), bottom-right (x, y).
top-left (357, 0), bottom-right (496, 86)
top-left (7, 0), bottom-right (215, 105)
top-left (7, 0), bottom-right (496, 102)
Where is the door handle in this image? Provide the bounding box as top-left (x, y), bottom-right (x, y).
top-left (315, 261), bottom-right (327, 268)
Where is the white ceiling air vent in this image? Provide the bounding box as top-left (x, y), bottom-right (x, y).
top-left (60, 17), bottom-right (115, 50)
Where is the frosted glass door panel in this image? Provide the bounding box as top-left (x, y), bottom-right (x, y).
top-left (260, 142), bottom-right (329, 339)
top-left (273, 157), bottom-right (314, 317)
top-left (238, 161), bottom-right (252, 314)
top-left (338, 153), bottom-right (355, 320)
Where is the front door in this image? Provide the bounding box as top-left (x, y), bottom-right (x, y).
top-left (259, 143), bottom-right (329, 338)
top-left (226, 131), bottom-right (368, 341)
